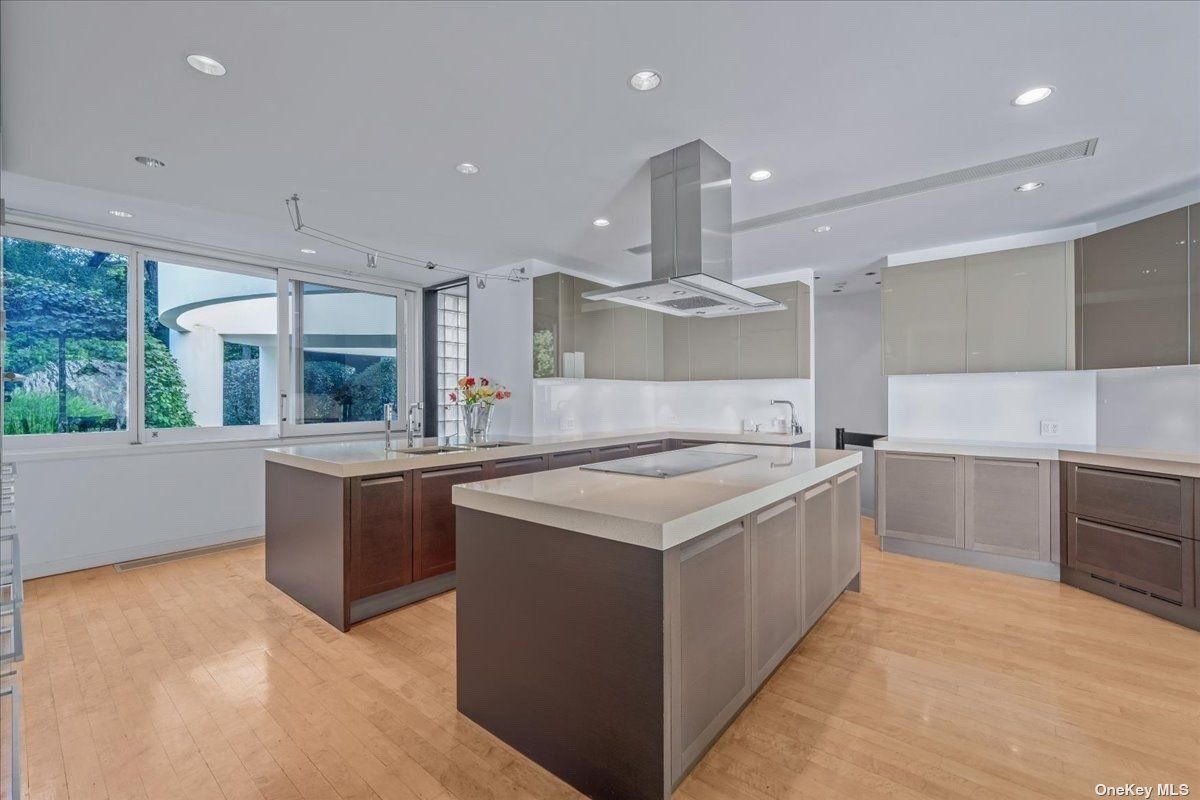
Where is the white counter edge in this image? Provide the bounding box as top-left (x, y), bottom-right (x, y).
top-left (264, 429), bottom-right (811, 478)
top-left (452, 450), bottom-right (861, 551)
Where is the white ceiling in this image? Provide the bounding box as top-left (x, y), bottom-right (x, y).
top-left (2, 0), bottom-right (1198, 294)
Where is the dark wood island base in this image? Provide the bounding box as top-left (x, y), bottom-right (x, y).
top-left (455, 463), bottom-right (862, 800)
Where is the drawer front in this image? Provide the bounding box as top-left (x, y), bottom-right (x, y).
top-left (548, 449), bottom-right (595, 469)
top-left (595, 444), bottom-right (636, 462)
top-left (1068, 464), bottom-right (1189, 537)
top-left (1067, 516), bottom-right (1194, 605)
top-left (490, 455), bottom-right (548, 478)
top-left (634, 440), bottom-right (666, 455)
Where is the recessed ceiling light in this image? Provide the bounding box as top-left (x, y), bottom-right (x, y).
top-left (186, 54), bottom-right (226, 77)
top-left (593, 218), bottom-right (611, 228)
top-left (108, 209), bottom-right (134, 218)
top-left (628, 70), bottom-right (661, 91)
top-left (300, 248), bottom-right (317, 254)
top-left (813, 225), bottom-right (832, 233)
top-left (1012, 86), bottom-right (1054, 106)
top-left (748, 169), bottom-right (772, 182)
top-left (672, 290), bottom-right (687, 295)
top-left (134, 155), bottom-right (165, 168)
top-left (456, 162), bottom-right (479, 175)
top-left (636, 295), bottom-right (651, 301)
top-left (1015, 181), bottom-right (1044, 192)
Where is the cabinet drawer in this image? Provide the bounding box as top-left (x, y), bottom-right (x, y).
top-left (595, 444), bottom-right (636, 462)
top-left (548, 449), bottom-right (594, 469)
top-left (490, 454), bottom-right (548, 478)
top-left (634, 440), bottom-right (666, 455)
top-left (1067, 464), bottom-right (1191, 537)
top-left (1066, 516), bottom-right (1194, 605)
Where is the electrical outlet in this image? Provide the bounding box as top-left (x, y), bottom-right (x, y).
top-left (1039, 420), bottom-right (1060, 436)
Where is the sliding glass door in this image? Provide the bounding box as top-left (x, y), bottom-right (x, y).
top-left (278, 271), bottom-right (408, 438)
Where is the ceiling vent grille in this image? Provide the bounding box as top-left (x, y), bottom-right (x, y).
top-left (627, 138), bottom-right (1098, 255)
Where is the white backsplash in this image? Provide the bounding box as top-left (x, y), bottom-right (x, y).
top-left (1097, 365), bottom-right (1200, 453)
top-left (888, 370), bottom-right (1097, 445)
top-left (533, 378), bottom-right (813, 436)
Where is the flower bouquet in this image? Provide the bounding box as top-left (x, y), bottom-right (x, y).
top-left (448, 376), bottom-right (511, 443)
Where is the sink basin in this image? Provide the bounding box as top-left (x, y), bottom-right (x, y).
top-left (395, 445), bottom-right (471, 454)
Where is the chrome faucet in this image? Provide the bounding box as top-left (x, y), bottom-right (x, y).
top-left (770, 399), bottom-right (802, 435)
top-left (383, 403), bottom-right (398, 450)
top-left (407, 402), bottom-right (423, 448)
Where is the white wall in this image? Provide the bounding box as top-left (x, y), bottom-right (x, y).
top-left (467, 263), bottom-right (533, 437)
top-left (814, 290), bottom-right (887, 514)
top-left (888, 370), bottom-right (1098, 445)
top-left (1097, 365), bottom-right (1200, 453)
top-left (532, 377), bottom-right (813, 436)
top-left (12, 443), bottom-right (267, 578)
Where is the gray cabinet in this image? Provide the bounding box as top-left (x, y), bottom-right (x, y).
top-left (736, 281), bottom-right (811, 379)
top-left (801, 480), bottom-right (837, 629)
top-left (881, 257), bottom-right (967, 374)
top-left (1075, 207), bottom-right (1190, 369)
top-left (876, 452), bottom-right (964, 547)
top-left (964, 457), bottom-right (1051, 560)
top-left (1191, 204), bottom-right (1199, 362)
top-left (834, 469), bottom-right (861, 589)
top-left (671, 520), bottom-right (752, 773)
top-left (750, 497), bottom-right (801, 684)
top-left (965, 243), bottom-right (1073, 372)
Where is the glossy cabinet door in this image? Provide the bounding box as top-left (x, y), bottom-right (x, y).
top-left (413, 463), bottom-right (486, 581)
top-left (1076, 207), bottom-right (1190, 369)
top-left (1191, 204), bottom-right (1199, 363)
top-left (737, 282), bottom-right (811, 379)
top-left (964, 457), bottom-right (1050, 560)
top-left (687, 316), bottom-right (740, 380)
top-left (671, 520), bottom-right (752, 775)
top-left (750, 497), bottom-right (801, 684)
top-left (966, 243), bottom-right (1071, 372)
top-left (349, 474), bottom-right (413, 599)
top-left (877, 452), bottom-right (964, 546)
top-left (881, 257), bottom-right (967, 374)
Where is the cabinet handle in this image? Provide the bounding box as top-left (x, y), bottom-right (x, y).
top-left (757, 498), bottom-right (797, 523)
top-left (422, 465), bottom-right (485, 478)
top-left (361, 475), bottom-right (406, 487)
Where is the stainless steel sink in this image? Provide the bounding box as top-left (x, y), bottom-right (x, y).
top-left (464, 441), bottom-right (522, 449)
top-left (396, 445), bottom-right (471, 454)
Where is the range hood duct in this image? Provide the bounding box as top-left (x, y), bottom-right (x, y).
top-left (582, 140), bottom-right (785, 318)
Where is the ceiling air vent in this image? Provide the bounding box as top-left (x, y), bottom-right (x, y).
top-left (627, 138), bottom-right (1099, 255)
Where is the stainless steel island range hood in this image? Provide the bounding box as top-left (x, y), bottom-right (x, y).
top-left (582, 139), bottom-right (785, 318)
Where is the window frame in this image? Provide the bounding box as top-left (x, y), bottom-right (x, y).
top-left (277, 268), bottom-right (414, 439)
top-left (135, 248), bottom-right (281, 445)
top-left (1, 220), bottom-right (424, 453)
top-left (1, 223), bottom-right (139, 451)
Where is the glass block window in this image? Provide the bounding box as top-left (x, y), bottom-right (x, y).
top-left (435, 287), bottom-right (468, 440)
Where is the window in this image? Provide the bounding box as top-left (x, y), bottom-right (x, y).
top-left (141, 255), bottom-right (278, 440)
top-left (283, 273), bottom-right (405, 436)
top-left (422, 281), bottom-right (469, 441)
top-left (1, 224), bottom-right (419, 448)
top-left (2, 232), bottom-right (132, 441)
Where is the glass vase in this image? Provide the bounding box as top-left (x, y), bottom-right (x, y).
top-left (464, 403), bottom-right (492, 444)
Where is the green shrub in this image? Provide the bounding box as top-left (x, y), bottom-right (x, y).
top-left (144, 336), bottom-right (195, 428)
top-left (3, 391), bottom-right (113, 435)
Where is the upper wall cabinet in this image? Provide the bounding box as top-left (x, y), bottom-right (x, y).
top-left (535, 273), bottom-right (810, 381)
top-left (881, 257), bottom-right (967, 375)
top-left (1075, 207), bottom-right (1190, 370)
top-left (1192, 204), bottom-right (1200, 361)
top-left (883, 243), bottom-right (1074, 375)
top-left (966, 243), bottom-right (1073, 373)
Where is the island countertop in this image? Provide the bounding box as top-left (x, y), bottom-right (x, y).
top-left (451, 442), bottom-right (861, 550)
top-left (264, 428), bottom-right (811, 478)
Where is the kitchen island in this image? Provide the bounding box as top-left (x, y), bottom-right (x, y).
top-left (263, 429), bottom-right (810, 630)
top-left (452, 443), bottom-right (862, 800)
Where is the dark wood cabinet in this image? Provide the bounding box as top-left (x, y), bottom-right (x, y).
top-left (634, 440), bottom-right (667, 455)
top-left (1067, 464), bottom-right (1192, 538)
top-left (413, 463), bottom-right (486, 582)
top-left (488, 454), bottom-right (548, 478)
top-left (1066, 516), bottom-right (1194, 605)
top-left (595, 443), bottom-right (636, 462)
top-left (548, 449), bottom-right (595, 469)
top-left (349, 474), bottom-right (413, 600)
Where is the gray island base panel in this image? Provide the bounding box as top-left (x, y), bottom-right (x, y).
top-left (455, 462), bottom-right (862, 800)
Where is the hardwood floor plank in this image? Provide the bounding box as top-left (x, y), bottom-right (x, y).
top-left (10, 520), bottom-right (1200, 799)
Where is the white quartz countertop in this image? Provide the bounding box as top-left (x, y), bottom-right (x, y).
top-left (875, 437), bottom-right (1199, 477)
top-left (265, 428), bottom-right (811, 478)
top-left (452, 443), bottom-right (861, 551)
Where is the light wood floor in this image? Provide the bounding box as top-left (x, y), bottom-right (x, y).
top-left (7, 520), bottom-right (1200, 800)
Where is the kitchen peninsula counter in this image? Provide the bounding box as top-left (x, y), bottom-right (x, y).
top-left (453, 444), bottom-right (862, 800)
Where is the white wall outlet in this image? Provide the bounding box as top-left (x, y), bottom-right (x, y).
top-left (1039, 420), bottom-right (1060, 436)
